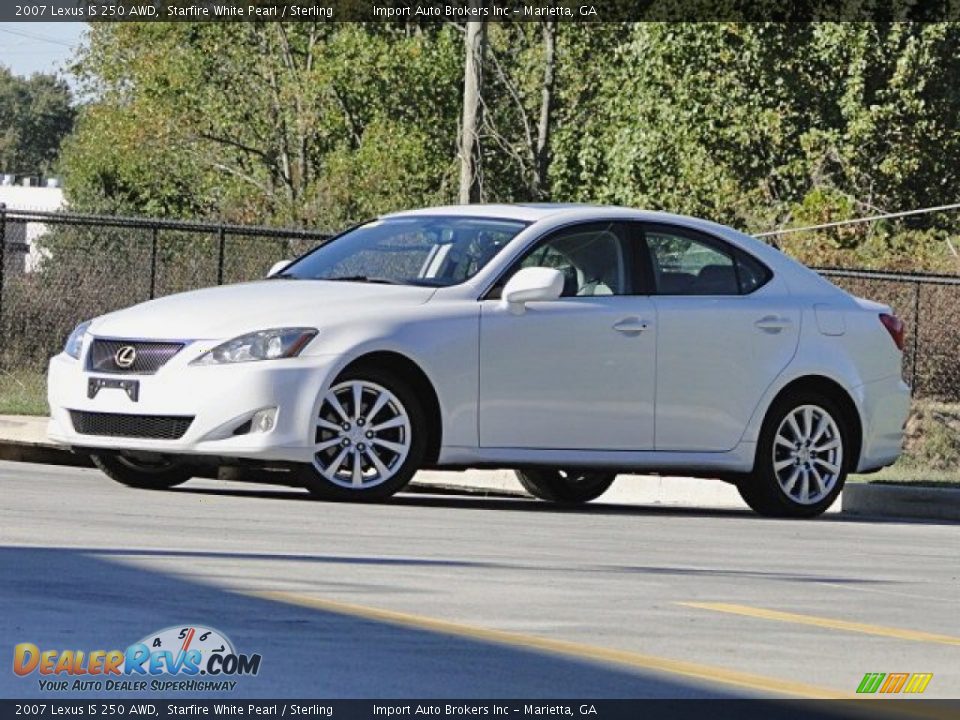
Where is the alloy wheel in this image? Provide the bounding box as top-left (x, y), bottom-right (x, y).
top-left (313, 380), bottom-right (412, 489)
top-left (772, 404), bottom-right (844, 506)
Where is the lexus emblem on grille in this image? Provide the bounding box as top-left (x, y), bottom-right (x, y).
top-left (114, 345), bottom-right (137, 369)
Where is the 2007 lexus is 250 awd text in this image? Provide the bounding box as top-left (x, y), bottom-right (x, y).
top-left (47, 204), bottom-right (911, 517)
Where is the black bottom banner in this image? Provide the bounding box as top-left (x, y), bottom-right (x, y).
top-left (3, 700), bottom-right (957, 720)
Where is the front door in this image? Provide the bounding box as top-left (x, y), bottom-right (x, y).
top-left (478, 222), bottom-right (657, 450)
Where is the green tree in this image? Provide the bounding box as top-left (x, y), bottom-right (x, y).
top-left (551, 23), bottom-right (960, 227)
top-left (63, 23), bottom-right (462, 227)
top-left (62, 21), bottom-right (960, 271)
top-left (64, 21), bottom-right (567, 221)
top-left (803, 23), bottom-right (960, 217)
top-left (0, 66), bottom-right (75, 176)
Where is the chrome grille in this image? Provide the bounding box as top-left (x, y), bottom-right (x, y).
top-left (69, 411), bottom-right (193, 440)
top-left (88, 339), bottom-right (184, 375)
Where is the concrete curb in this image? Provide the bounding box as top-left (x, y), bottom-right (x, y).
top-left (0, 434), bottom-right (751, 508)
top-left (842, 483), bottom-right (960, 521)
top-left (0, 416), bottom-right (92, 466)
top-left (17, 414), bottom-right (960, 519)
top-left (0, 440), bottom-right (92, 467)
top-left (0, 414), bottom-right (754, 508)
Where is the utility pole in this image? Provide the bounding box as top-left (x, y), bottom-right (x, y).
top-left (458, 2), bottom-right (487, 204)
top-left (532, 20), bottom-right (557, 200)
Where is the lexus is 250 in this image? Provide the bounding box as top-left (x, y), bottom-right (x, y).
top-left (48, 204), bottom-right (910, 517)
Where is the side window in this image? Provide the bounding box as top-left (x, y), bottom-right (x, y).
top-left (489, 222), bottom-right (632, 299)
top-left (736, 251), bottom-right (772, 294)
top-left (644, 226), bottom-right (769, 296)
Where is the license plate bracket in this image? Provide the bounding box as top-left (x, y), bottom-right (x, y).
top-left (88, 377), bottom-right (139, 402)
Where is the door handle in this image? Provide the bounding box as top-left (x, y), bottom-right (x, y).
top-left (754, 315), bottom-right (792, 333)
top-left (612, 318), bottom-right (651, 335)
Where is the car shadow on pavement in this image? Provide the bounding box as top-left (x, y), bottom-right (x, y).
top-left (0, 545), bottom-right (741, 700)
top-left (166, 482), bottom-right (960, 526)
top-left (59, 546), bottom-right (894, 588)
top-left (169, 482), bottom-right (755, 519)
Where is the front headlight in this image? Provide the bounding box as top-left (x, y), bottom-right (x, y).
top-left (191, 327), bottom-right (318, 365)
top-left (64, 320), bottom-right (92, 359)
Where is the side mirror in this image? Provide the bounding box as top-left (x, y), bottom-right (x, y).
top-left (267, 259), bottom-right (293, 277)
top-left (501, 267), bottom-right (564, 315)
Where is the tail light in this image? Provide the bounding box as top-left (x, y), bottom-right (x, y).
top-left (879, 313), bottom-right (905, 351)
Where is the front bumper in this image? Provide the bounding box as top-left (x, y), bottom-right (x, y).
top-left (47, 349), bottom-right (340, 464)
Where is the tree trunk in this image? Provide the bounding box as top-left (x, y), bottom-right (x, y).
top-left (532, 20), bottom-right (557, 201)
top-left (459, 8), bottom-right (486, 204)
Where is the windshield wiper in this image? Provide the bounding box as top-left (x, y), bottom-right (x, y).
top-left (403, 278), bottom-right (450, 287)
top-left (323, 275), bottom-right (400, 285)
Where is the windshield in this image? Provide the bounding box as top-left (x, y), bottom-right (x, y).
top-left (277, 216), bottom-right (528, 286)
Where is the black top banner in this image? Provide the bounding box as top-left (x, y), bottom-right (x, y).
top-left (3, 0), bottom-right (960, 22)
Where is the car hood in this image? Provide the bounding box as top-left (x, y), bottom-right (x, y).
top-left (90, 280), bottom-right (436, 339)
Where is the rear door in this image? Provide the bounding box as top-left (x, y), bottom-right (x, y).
top-left (640, 223), bottom-right (800, 451)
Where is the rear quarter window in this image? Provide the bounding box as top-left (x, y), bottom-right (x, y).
top-left (736, 251), bottom-right (773, 294)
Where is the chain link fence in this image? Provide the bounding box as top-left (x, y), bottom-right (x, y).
top-left (814, 268), bottom-right (960, 401)
top-left (0, 206), bottom-right (329, 371)
top-left (1, 206), bottom-right (959, 400)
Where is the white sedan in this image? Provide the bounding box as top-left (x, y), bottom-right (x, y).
top-left (48, 204), bottom-right (910, 517)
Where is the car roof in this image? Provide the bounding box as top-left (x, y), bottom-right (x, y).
top-left (381, 203), bottom-right (729, 226)
top-left (381, 203), bottom-right (581, 223)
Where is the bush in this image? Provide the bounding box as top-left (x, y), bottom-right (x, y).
top-left (898, 402), bottom-right (960, 472)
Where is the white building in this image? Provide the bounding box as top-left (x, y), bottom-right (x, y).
top-left (0, 181), bottom-right (66, 273)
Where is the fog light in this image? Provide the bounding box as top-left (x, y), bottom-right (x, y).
top-left (250, 408), bottom-right (277, 433)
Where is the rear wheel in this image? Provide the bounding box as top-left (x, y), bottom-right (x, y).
top-left (301, 368), bottom-right (426, 502)
top-left (516, 469), bottom-right (616, 504)
top-left (738, 393), bottom-right (849, 518)
top-left (91, 453), bottom-right (196, 490)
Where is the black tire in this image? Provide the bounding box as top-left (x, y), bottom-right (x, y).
top-left (300, 366), bottom-right (427, 502)
top-left (516, 468), bottom-right (616, 504)
top-left (91, 453), bottom-right (196, 490)
top-left (738, 391), bottom-right (850, 518)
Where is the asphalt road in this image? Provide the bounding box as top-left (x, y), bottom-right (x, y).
top-left (1, 460), bottom-right (958, 702)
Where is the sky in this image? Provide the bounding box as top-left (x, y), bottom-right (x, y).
top-left (0, 22), bottom-right (86, 84)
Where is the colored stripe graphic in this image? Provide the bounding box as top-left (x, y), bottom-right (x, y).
top-left (857, 673), bottom-right (886, 694)
top-left (880, 673), bottom-right (910, 693)
top-left (856, 672), bottom-right (933, 694)
top-left (904, 674), bottom-right (934, 694)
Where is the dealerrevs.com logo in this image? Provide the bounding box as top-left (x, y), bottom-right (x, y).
top-left (13, 625), bottom-right (261, 692)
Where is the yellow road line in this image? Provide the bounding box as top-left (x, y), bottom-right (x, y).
top-left (680, 602), bottom-right (960, 647)
top-left (244, 589), bottom-right (847, 699)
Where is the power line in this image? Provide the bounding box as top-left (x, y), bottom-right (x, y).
top-left (0, 27), bottom-right (76, 49)
top-left (756, 201), bottom-right (960, 237)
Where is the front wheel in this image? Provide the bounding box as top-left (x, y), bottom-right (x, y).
top-left (300, 368), bottom-right (426, 502)
top-left (516, 469), bottom-right (616, 504)
top-left (738, 393), bottom-right (849, 518)
top-left (91, 453), bottom-right (196, 490)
